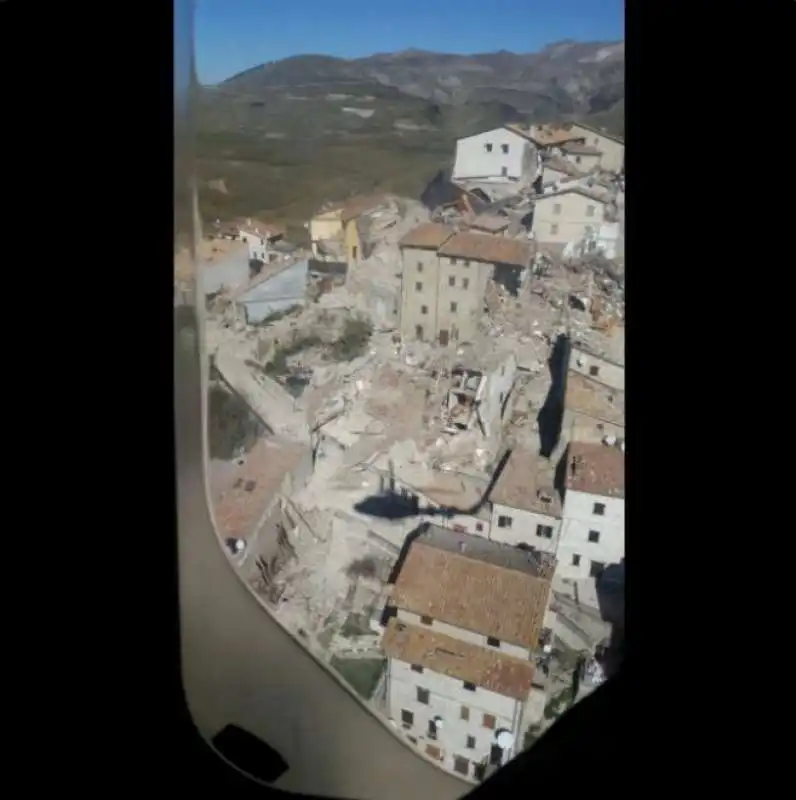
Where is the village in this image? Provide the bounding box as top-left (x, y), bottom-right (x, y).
top-left (178, 119), bottom-right (625, 783)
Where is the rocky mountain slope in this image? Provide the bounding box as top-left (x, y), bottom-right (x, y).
top-left (221, 40), bottom-right (624, 127)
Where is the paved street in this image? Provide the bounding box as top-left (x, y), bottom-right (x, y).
top-left (175, 304), bottom-right (467, 799)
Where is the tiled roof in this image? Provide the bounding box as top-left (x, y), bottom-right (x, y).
top-left (565, 441), bottom-right (625, 498)
top-left (564, 372), bottom-right (625, 426)
top-left (560, 142), bottom-right (603, 156)
top-left (398, 222), bottom-right (455, 250)
top-left (389, 525), bottom-right (554, 648)
top-left (382, 619), bottom-right (536, 701)
top-left (212, 437), bottom-right (306, 540)
top-left (489, 447), bottom-right (562, 516)
top-left (340, 194), bottom-right (390, 224)
top-left (438, 231), bottom-right (534, 268)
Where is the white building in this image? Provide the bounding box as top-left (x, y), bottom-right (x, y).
top-left (557, 441), bottom-right (624, 580)
top-left (216, 218), bottom-right (285, 263)
top-left (488, 448), bottom-right (562, 554)
top-left (382, 524), bottom-right (554, 781)
top-left (452, 127), bottom-right (537, 184)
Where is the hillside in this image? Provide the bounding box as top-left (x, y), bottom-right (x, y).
top-left (196, 41), bottom-right (624, 237)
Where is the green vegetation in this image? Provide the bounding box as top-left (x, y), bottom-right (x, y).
top-left (330, 657), bottom-right (385, 700)
top-left (329, 317), bottom-right (373, 361)
top-left (207, 383), bottom-right (265, 460)
top-left (543, 688), bottom-right (574, 720)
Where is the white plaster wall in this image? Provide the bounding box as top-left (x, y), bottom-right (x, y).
top-left (558, 489), bottom-right (624, 579)
top-left (388, 656), bottom-right (523, 779)
top-left (477, 353), bottom-right (516, 440)
top-left (532, 191), bottom-right (607, 245)
top-left (489, 504), bottom-right (561, 555)
top-left (569, 126), bottom-right (625, 173)
top-left (452, 129), bottom-right (531, 182)
top-left (239, 231), bottom-right (269, 262)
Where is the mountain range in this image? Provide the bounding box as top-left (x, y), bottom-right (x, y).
top-left (218, 40), bottom-right (624, 131)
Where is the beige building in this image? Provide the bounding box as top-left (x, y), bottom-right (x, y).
top-left (398, 223), bottom-right (534, 346)
top-left (558, 141), bottom-right (603, 173)
top-left (567, 122), bottom-right (625, 174)
top-left (383, 523), bottom-right (554, 780)
top-left (531, 186), bottom-right (610, 246)
top-left (540, 155), bottom-right (584, 186)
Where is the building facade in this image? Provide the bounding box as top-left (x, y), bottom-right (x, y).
top-left (557, 441), bottom-right (624, 580)
top-left (382, 524), bottom-right (554, 781)
top-left (531, 186), bottom-right (610, 246)
top-left (452, 127), bottom-right (536, 183)
top-left (558, 141), bottom-right (603, 172)
top-left (567, 123), bottom-right (625, 174)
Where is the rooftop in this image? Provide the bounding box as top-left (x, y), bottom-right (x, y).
top-left (390, 523), bottom-right (555, 648)
top-left (467, 214), bottom-right (511, 234)
top-left (233, 218), bottom-right (286, 239)
top-left (399, 222), bottom-right (455, 250)
top-left (340, 193), bottom-right (392, 225)
top-left (438, 231), bottom-right (534, 268)
top-left (489, 448), bottom-right (562, 517)
top-left (565, 440), bottom-right (625, 498)
top-left (213, 437), bottom-right (306, 541)
top-left (381, 619), bottom-right (536, 701)
top-left (516, 124), bottom-right (585, 147)
top-left (542, 155), bottom-right (585, 178)
top-left (571, 120), bottom-right (625, 145)
top-left (560, 141), bottom-right (603, 156)
top-left (536, 184), bottom-right (611, 205)
top-left (564, 371), bottom-right (625, 427)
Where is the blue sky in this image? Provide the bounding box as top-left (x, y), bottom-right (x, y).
top-left (195, 0), bottom-right (625, 85)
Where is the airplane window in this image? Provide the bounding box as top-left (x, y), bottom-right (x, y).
top-left (177, 0), bottom-right (625, 795)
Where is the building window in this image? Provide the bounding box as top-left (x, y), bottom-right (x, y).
top-left (475, 522), bottom-right (483, 532)
top-left (408, 735), bottom-right (417, 744)
top-left (593, 137), bottom-right (599, 145)
top-left (460, 705), bottom-right (470, 721)
top-left (485, 143), bottom-right (493, 153)
top-left (501, 143), bottom-right (509, 154)
top-left (415, 325), bottom-right (424, 340)
top-left (417, 687), bottom-right (430, 705)
top-left (454, 756), bottom-right (470, 776)
top-left (588, 530), bottom-right (600, 543)
top-left (420, 615), bottom-right (433, 625)
top-left (482, 713), bottom-right (497, 730)
top-left (572, 554), bottom-right (581, 566)
top-left (421, 305), bottom-right (428, 315)
top-left (415, 281), bottom-right (422, 291)
top-left (411, 664), bottom-right (424, 673)
top-left (497, 515), bottom-right (513, 529)
top-left (586, 205), bottom-right (595, 217)
top-left (417, 262), bottom-right (423, 272)
top-left (462, 260), bottom-right (470, 267)
top-left (593, 503), bottom-right (606, 516)
top-left (575, 156), bottom-right (582, 164)
top-left (427, 719), bottom-right (438, 740)
top-left (590, 560), bottom-right (605, 578)
top-left (466, 735), bottom-right (476, 749)
top-left (550, 223), bottom-right (559, 235)
top-left (401, 709), bottom-right (414, 727)
top-left (449, 276), bottom-right (455, 287)
top-left (463, 682), bottom-right (476, 692)
top-left (463, 278), bottom-right (470, 289)
top-left (536, 524), bottom-right (553, 539)
top-left (553, 203), bottom-right (562, 215)
top-left (589, 365), bottom-right (599, 376)
top-left (450, 302), bottom-right (458, 313)
top-left (501, 166), bottom-right (508, 176)
top-left (487, 636), bottom-right (500, 648)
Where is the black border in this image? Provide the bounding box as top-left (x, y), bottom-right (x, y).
top-left (2, 0), bottom-right (788, 793)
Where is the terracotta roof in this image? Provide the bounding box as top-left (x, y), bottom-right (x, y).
top-left (489, 448), bottom-right (562, 517)
top-left (389, 524), bottom-right (554, 648)
top-left (438, 232), bottom-right (534, 268)
top-left (564, 372), bottom-right (625, 426)
top-left (399, 222), bottom-right (455, 250)
top-left (213, 437), bottom-right (306, 540)
top-left (382, 619), bottom-right (536, 701)
top-left (560, 141), bottom-right (603, 156)
top-left (468, 214), bottom-right (511, 233)
top-left (565, 441), bottom-right (625, 498)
